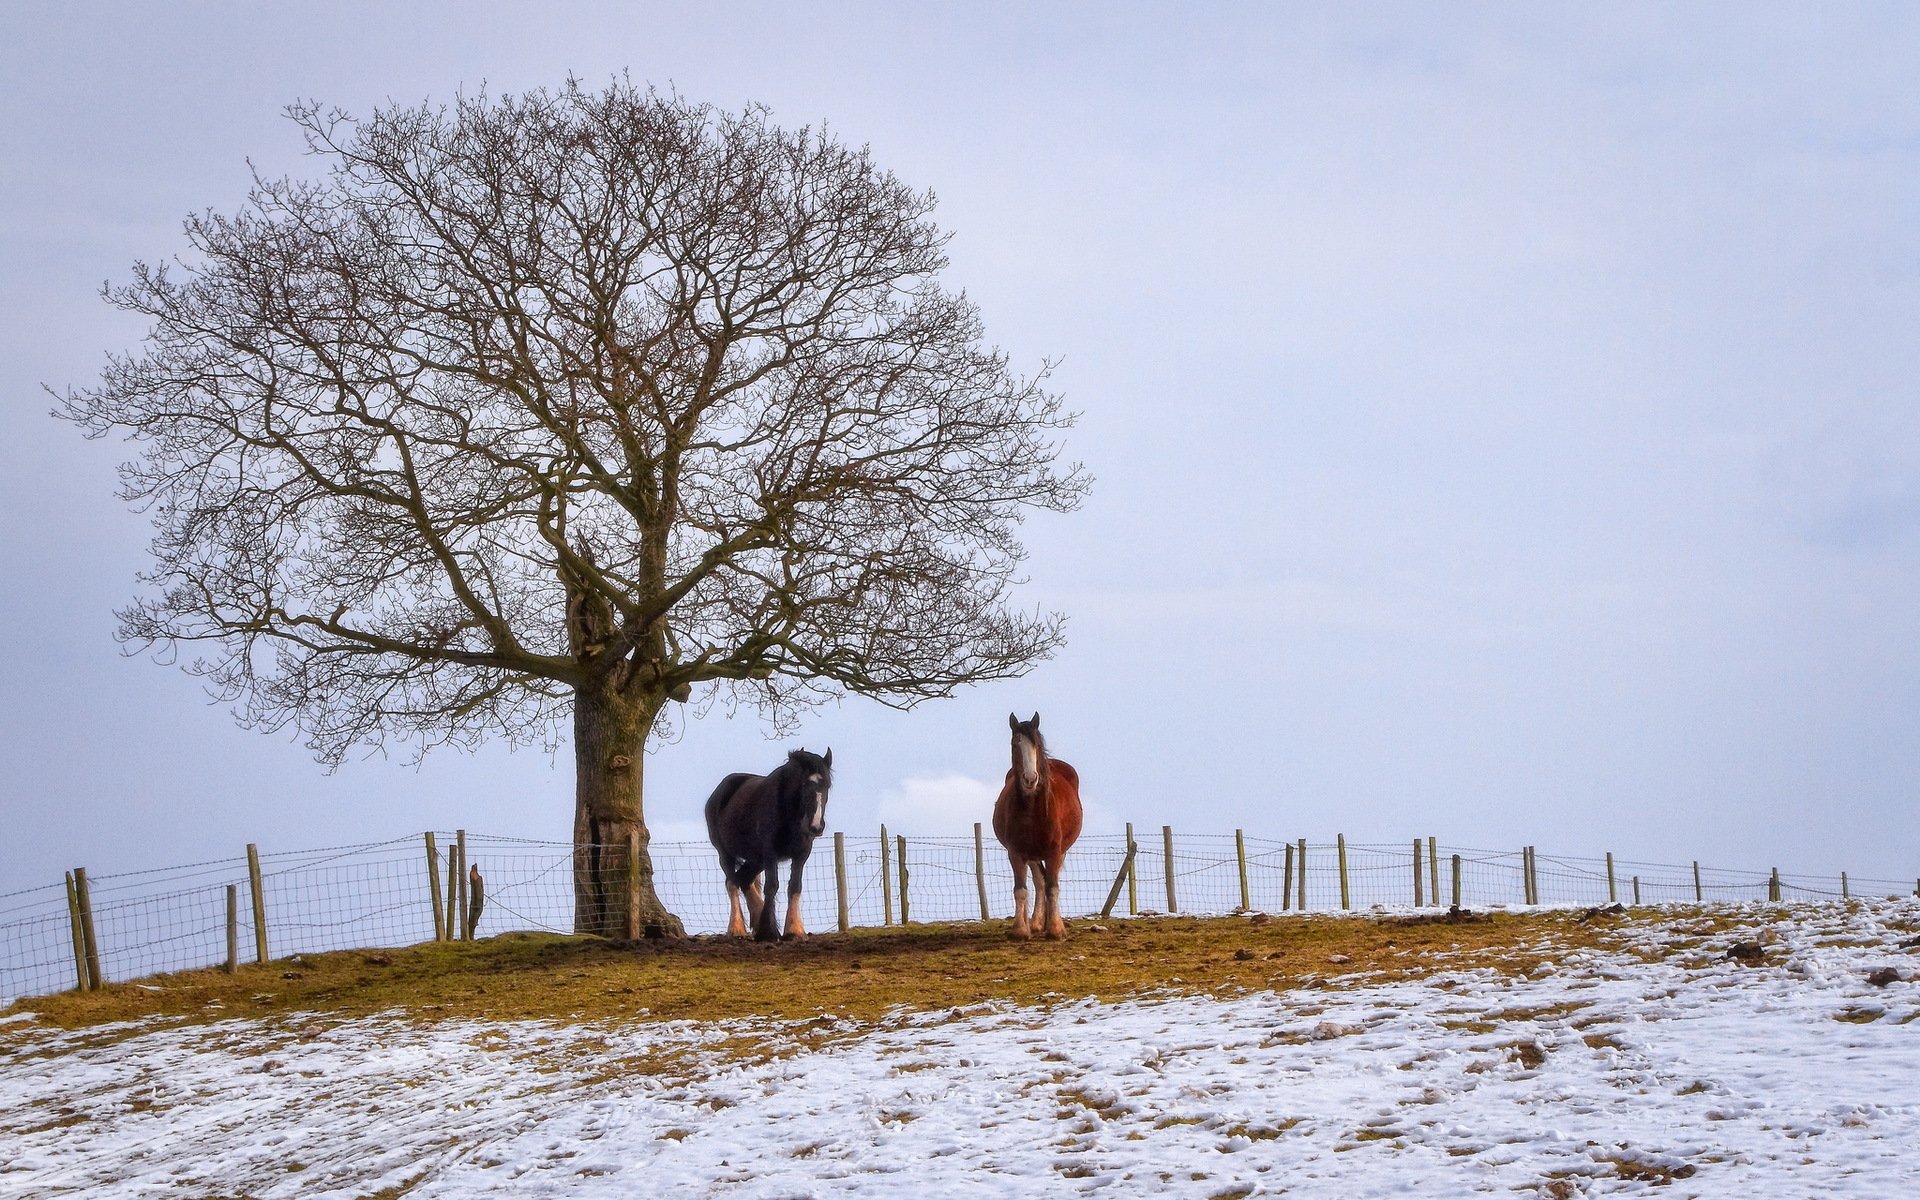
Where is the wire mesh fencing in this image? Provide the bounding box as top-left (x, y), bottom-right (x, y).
top-left (5, 827), bottom-right (1915, 1004)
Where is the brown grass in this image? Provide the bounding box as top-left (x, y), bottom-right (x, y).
top-left (9, 909), bottom-right (1620, 1033)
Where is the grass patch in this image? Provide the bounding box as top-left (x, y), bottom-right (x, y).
top-left (9, 910), bottom-right (1631, 1034)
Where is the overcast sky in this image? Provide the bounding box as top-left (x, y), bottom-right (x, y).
top-left (3, 2), bottom-right (1917, 897)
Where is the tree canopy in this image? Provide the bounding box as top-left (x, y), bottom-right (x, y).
top-left (60, 79), bottom-right (1086, 934)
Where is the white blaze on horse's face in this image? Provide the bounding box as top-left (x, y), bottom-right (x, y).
top-left (806, 773), bottom-right (827, 836)
top-left (1016, 735), bottom-right (1040, 792)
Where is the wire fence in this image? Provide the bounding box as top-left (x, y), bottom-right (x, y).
top-left (5, 828), bottom-right (1915, 1004)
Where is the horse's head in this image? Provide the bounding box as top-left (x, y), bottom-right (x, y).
top-left (1008, 712), bottom-right (1045, 793)
top-left (786, 747), bottom-right (833, 837)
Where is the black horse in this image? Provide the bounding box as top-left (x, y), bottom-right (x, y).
top-left (704, 748), bottom-right (833, 942)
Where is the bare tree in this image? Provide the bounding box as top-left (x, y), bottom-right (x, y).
top-left (58, 80), bottom-right (1086, 937)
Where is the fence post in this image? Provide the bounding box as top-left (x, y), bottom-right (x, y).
top-left (225, 884), bottom-right (238, 974)
top-left (1336, 834), bottom-right (1350, 910)
top-left (73, 867), bottom-right (103, 990)
top-left (974, 822), bottom-right (991, 920)
top-left (1162, 825), bottom-right (1177, 913)
top-left (1451, 853), bottom-right (1462, 908)
top-left (1428, 836), bottom-right (1439, 903)
top-left (1281, 843), bottom-right (1294, 911)
top-left (1412, 838), bottom-right (1424, 906)
top-left (425, 832), bottom-right (446, 941)
top-left (625, 827), bottom-right (642, 939)
top-left (456, 830), bottom-right (470, 941)
top-left (834, 832), bottom-right (849, 933)
top-left (1100, 840), bottom-right (1138, 919)
top-left (1633, 875), bottom-right (1641, 905)
top-left (1691, 860), bottom-right (1702, 904)
top-left (63, 872), bottom-right (90, 991)
top-left (1522, 846), bottom-right (1536, 906)
top-left (1841, 871), bottom-right (1849, 900)
top-left (1606, 852), bottom-right (1617, 904)
top-left (879, 825), bottom-right (893, 925)
top-left (1235, 829), bottom-right (1251, 911)
top-left (1770, 867), bottom-right (1781, 902)
top-left (1297, 838), bottom-right (1308, 909)
top-left (896, 834), bottom-right (910, 924)
top-left (246, 843), bottom-right (269, 963)
top-left (446, 852), bottom-right (460, 941)
top-left (1125, 822), bottom-right (1138, 915)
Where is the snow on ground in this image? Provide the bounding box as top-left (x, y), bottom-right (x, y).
top-left (3, 901), bottom-right (1919, 1198)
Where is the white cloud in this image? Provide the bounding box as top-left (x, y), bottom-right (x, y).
top-left (875, 772), bottom-right (1122, 839)
top-left (876, 774), bottom-right (1002, 837)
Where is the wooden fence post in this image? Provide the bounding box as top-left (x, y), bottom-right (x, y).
top-left (834, 832), bottom-right (849, 933)
top-left (1428, 836), bottom-right (1439, 903)
top-left (446, 852), bottom-right (460, 941)
top-left (625, 827), bottom-right (642, 940)
top-left (1841, 871), bottom-right (1850, 900)
top-left (1235, 830), bottom-right (1250, 912)
top-left (64, 872), bottom-right (90, 991)
top-left (1162, 825), bottom-right (1177, 913)
top-left (73, 867), bottom-right (103, 990)
top-left (1633, 875), bottom-right (1641, 905)
top-left (1451, 853), bottom-right (1462, 908)
top-left (1125, 822), bottom-right (1138, 915)
top-left (456, 830), bottom-right (470, 941)
top-left (424, 832), bottom-right (446, 941)
top-left (1281, 843), bottom-right (1294, 911)
top-left (1100, 840), bottom-right (1138, 919)
top-left (1769, 867), bottom-right (1781, 902)
top-left (1336, 834), bottom-right (1350, 910)
top-left (974, 822), bottom-right (991, 920)
top-left (1412, 838), bottom-right (1424, 906)
top-left (1606, 852), bottom-right (1617, 904)
top-left (1522, 846), bottom-right (1536, 906)
top-left (246, 844), bottom-right (269, 963)
top-left (1691, 860), bottom-right (1702, 904)
top-left (1297, 838), bottom-right (1308, 910)
top-left (896, 834), bottom-right (910, 924)
top-left (225, 884), bottom-right (238, 974)
top-left (879, 825), bottom-right (893, 925)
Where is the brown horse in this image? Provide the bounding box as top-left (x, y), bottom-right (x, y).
top-left (991, 712), bottom-right (1083, 939)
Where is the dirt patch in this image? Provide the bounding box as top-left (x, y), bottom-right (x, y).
top-left (10, 910), bottom-right (1630, 1033)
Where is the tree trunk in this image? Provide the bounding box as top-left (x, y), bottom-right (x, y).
top-left (571, 680), bottom-right (685, 938)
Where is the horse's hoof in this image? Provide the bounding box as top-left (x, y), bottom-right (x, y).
top-left (753, 929), bottom-right (779, 944)
top-left (781, 931), bottom-right (807, 942)
top-left (1045, 925), bottom-right (1068, 941)
top-left (1008, 926), bottom-right (1032, 941)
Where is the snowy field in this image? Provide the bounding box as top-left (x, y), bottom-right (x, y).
top-left (3, 901), bottom-right (1918, 1198)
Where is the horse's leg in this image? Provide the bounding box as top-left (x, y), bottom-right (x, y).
top-left (725, 881), bottom-right (748, 938)
top-left (745, 879), bottom-right (765, 926)
top-left (783, 844), bottom-right (811, 940)
top-left (753, 860), bottom-right (782, 942)
top-left (720, 853), bottom-right (749, 938)
top-left (1042, 856), bottom-right (1068, 940)
top-left (1008, 849), bottom-right (1032, 940)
